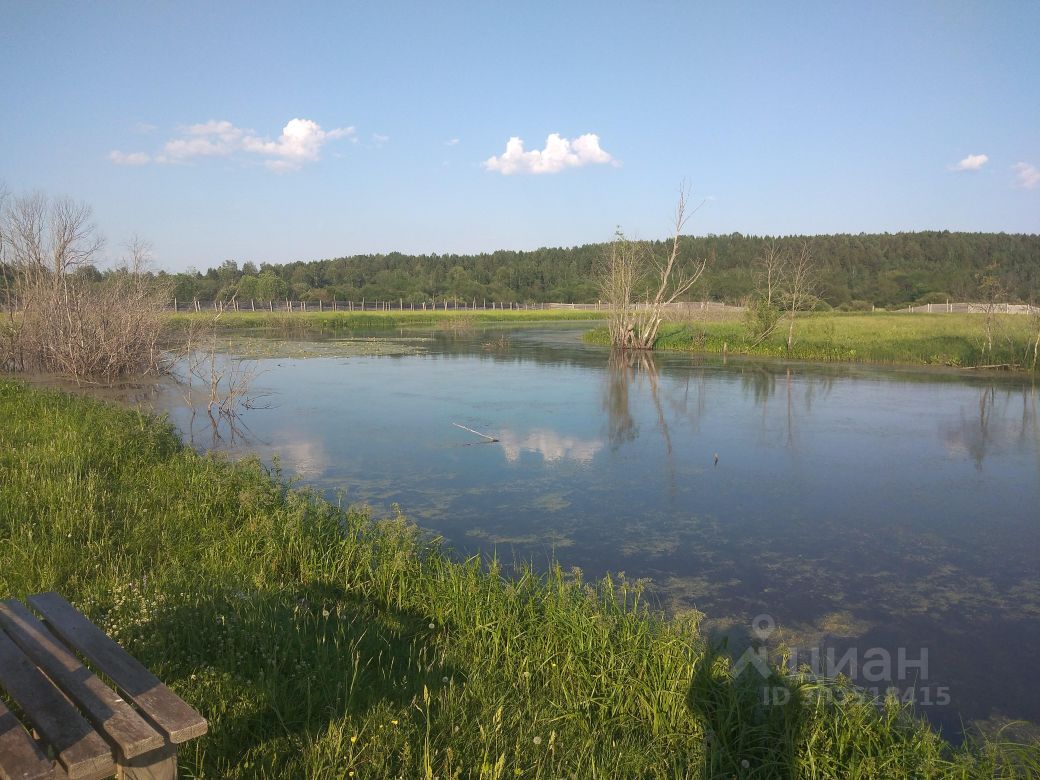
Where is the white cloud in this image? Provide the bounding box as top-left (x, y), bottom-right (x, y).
top-left (132, 122), bottom-right (157, 134)
top-left (1013, 162), bottom-right (1040, 190)
top-left (445, 137), bottom-right (460, 146)
top-left (372, 133), bottom-right (390, 146)
top-left (108, 150), bottom-right (151, 165)
top-left (111, 118), bottom-right (356, 172)
top-left (161, 119), bottom-right (246, 160)
top-left (241, 119), bottom-right (356, 170)
top-left (950, 153), bottom-right (989, 171)
top-left (484, 132), bottom-right (615, 175)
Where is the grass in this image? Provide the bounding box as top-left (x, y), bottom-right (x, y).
top-left (1, 380), bottom-right (1038, 778)
top-left (166, 308), bottom-right (607, 333)
top-left (584, 312), bottom-right (1040, 372)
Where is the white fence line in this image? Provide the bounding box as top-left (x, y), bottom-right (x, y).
top-left (906, 302), bottom-right (1039, 314)
top-left (167, 299), bottom-right (745, 314)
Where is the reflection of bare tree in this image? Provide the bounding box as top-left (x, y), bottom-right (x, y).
top-left (740, 366), bottom-right (777, 406)
top-left (182, 400), bottom-right (256, 450)
top-left (604, 350), bottom-right (640, 449)
top-left (802, 372), bottom-right (835, 415)
top-left (940, 385), bottom-right (1040, 471)
top-left (663, 369), bottom-right (707, 433)
top-left (965, 386), bottom-right (995, 471)
top-left (737, 366), bottom-right (834, 448)
top-left (786, 369), bottom-right (795, 448)
top-left (1019, 385), bottom-right (1038, 449)
top-left (605, 349), bottom-right (681, 493)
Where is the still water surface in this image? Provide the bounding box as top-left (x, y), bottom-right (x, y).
top-left (150, 324), bottom-right (1039, 738)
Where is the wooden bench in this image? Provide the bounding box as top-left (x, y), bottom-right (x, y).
top-left (0, 592), bottom-right (207, 780)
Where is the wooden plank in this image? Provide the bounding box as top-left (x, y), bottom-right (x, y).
top-left (27, 593), bottom-right (206, 744)
top-left (0, 696), bottom-right (58, 780)
top-left (0, 632), bottom-right (114, 780)
top-left (0, 600), bottom-right (163, 760)
top-left (116, 741), bottom-right (177, 780)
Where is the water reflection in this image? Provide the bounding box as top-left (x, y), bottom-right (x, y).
top-left (941, 384), bottom-right (1039, 470)
top-left (500, 429), bottom-right (603, 463)
top-left (75, 325), bottom-right (1040, 738)
top-left (604, 350), bottom-right (640, 448)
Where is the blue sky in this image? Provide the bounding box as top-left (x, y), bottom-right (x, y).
top-left (2, 1), bottom-right (1037, 272)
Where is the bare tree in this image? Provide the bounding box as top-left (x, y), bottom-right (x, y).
top-left (782, 241), bottom-right (817, 353)
top-left (744, 239), bottom-right (817, 352)
top-left (744, 239), bottom-right (787, 347)
top-left (1030, 305), bottom-right (1040, 371)
top-left (757, 238), bottom-right (786, 307)
top-left (0, 192), bottom-right (170, 380)
top-left (974, 263), bottom-right (1012, 361)
top-left (602, 186), bottom-right (711, 350)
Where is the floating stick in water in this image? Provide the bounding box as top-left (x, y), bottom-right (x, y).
top-left (452, 423), bottom-right (499, 443)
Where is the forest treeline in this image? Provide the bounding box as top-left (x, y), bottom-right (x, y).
top-left (159, 231), bottom-right (1039, 310)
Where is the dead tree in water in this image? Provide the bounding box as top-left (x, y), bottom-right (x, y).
top-left (602, 187), bottom-right (710, 350)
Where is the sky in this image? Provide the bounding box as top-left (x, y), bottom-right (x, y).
top-left (1, 1), bottom-right (1038, 272)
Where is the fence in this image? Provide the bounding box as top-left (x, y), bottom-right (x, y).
top-left (168, 299), bottom-right (743, 314)
top-left (906, 302), bottom-right (1040, 315)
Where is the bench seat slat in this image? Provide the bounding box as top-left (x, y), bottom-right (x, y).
top-left (0, 633), bottom-right (114, 780)
top-left (0, 600), bottom-right (164, 761)
top-left (26, 593), bottom-right (207, 744)
top-left (0, 697), bottom-right (58, 780)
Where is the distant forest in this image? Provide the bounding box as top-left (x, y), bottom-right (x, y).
top-left (162, 232), bottom-right (1040, 310)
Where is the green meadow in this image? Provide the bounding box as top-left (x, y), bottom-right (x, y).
top-left (585, 312), bottom-right (1040, 371)
top-left (166, 307), bottom-right (607, 333)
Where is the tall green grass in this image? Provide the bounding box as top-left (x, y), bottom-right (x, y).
top-left (585, 313), bottom-right (1040, 372)
top-left (1, 380), bottom-right (1036, 777)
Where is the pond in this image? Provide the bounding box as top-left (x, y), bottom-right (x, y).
top-left (148, 323), bottom-right (1039, 740)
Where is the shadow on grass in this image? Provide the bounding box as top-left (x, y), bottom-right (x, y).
top-left (131, 581), bottom-right (457, 772)
top-left (688, 640), bottom-right (804, 780)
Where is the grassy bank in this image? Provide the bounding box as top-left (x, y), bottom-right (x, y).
top-left (1, 381), bottom-right (1037, 778)
top-left (167, 308), bottom-right (607, 332)
top-left (585, 312), bottom-right (1040, 371)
